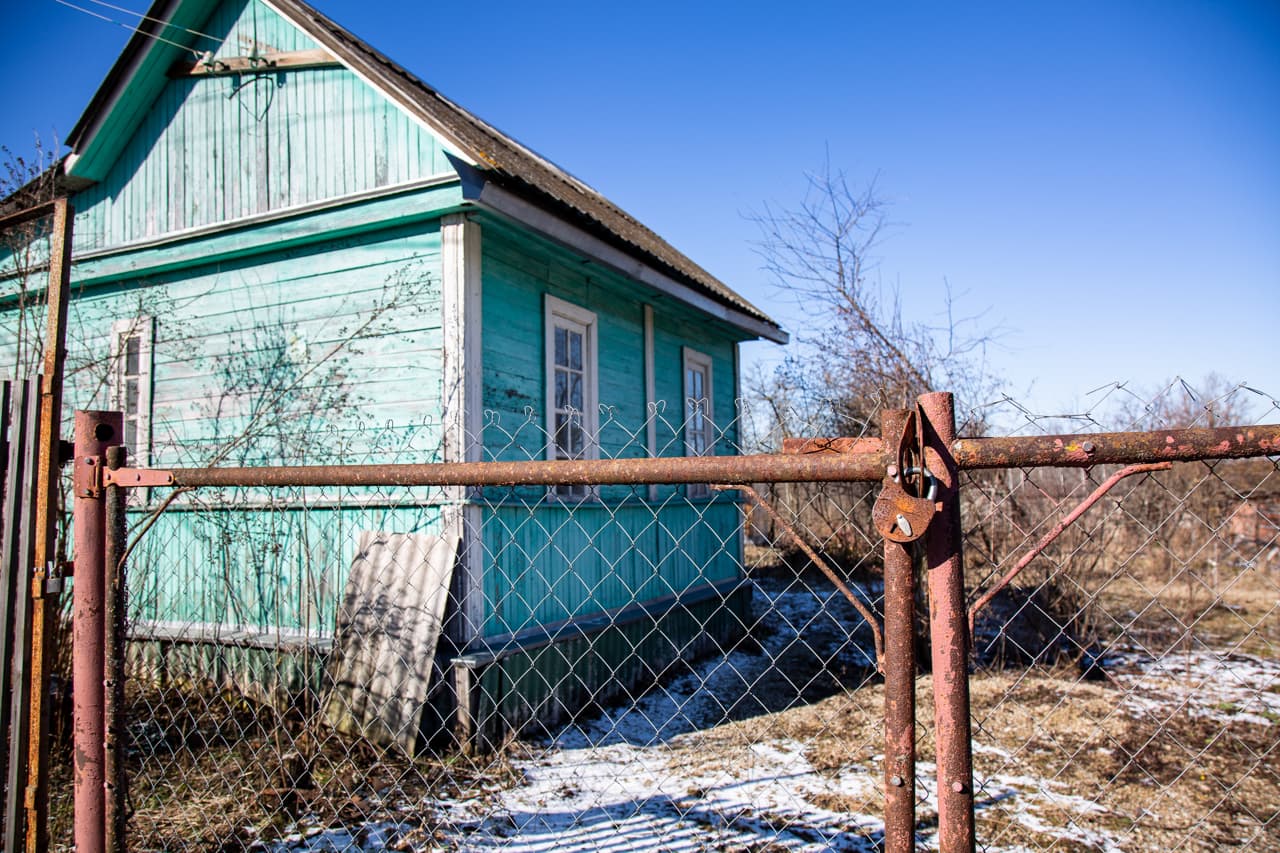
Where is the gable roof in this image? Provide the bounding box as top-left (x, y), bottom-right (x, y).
top-left (64, 0), bottom-right (786, 343)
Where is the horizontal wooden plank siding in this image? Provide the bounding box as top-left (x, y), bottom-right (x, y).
top-left (127, 502), bottom-right (446, 641)
top-left (481, 501), bottom-right (743, 636)
top-left (475, 220), bottom-right (749, 647)
top-left (0, 222), bottom-right (448, 466)
top-left (71, 0), bottom-right (453, 255)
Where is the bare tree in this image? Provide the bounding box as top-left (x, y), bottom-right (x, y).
top-left (748, 162), bottom-right (1002, 438)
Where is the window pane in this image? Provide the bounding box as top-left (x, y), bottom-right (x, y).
top-left (568, 331), bottom-right (582, 371)
top-left (124, 336), bottom-right (140, 375)
top-left (555, 327), bottom-right (567, 368)
top-left (554, 414), bottom-right (570, 459)
top-left (569, 373), bottom-right (582, 410)
top-left (125, 379), bottom-right (139, 415)
top-left (555, 371), bottom-right (568, 409)
top-left (568, 421), bottom-right (584, 457)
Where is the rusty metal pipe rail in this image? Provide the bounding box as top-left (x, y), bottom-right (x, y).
top-left (951, 424), bottom-right (1278, 468)
top-left (104, 424), bottom-right (1279, 491)
top-left (112, 452), bottom-right (887, 489)
top-left (786, 424), bottom-right (1279, 468)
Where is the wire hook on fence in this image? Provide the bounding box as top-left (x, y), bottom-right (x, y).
top-left (712, 483), bottom-right (886, 673)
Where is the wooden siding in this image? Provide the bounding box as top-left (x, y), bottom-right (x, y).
top-left (14, 223), bottom-right (446, 466)
top-left (476, 222), bottom-right (748, 638)
top-left (71, 0), bottom-right (453, 255)
top-left (128, 502), bottom-right (445, 639)
top-left (481, 501), bottom-right (742, 636)
top-left (479, 221), bottom-right (744, 464)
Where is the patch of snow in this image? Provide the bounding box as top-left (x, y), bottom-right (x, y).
top-left (1110, 648), bottom-right (1280, 726)
top-left (260, 579), bottom-right (1273, 851)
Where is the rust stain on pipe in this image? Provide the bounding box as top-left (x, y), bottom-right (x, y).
top-left (28, 197), bottom-right (73, 853)
top-left (967, 462), bottom-right (1172, 636)
top-left (952, 424), bottom-right (1279, 469)
top-left (72, 411), bottom-right (122, 853)
top-left (164, 452), bottom-right (886, 489)
top-left (101, 424), bottom-right (1280, 493)
top-left (919, 392), bottom-right (976, 853)
top-left (880, 409), bottom-right (917, 853)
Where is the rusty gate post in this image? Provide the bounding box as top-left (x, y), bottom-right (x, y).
top-left (918, 392), bottom-right (975, 852)
top-left (72, 411), bottom-right (121, 853)
top-left (28, 197), bottom-right (74, 853)
top-left (103, 445), bottom-right (128, 853)
top-left (880, 408), bottom-right (917, 853)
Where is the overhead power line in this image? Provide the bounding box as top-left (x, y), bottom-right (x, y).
top-left (75, 0), bottom-right (220, 41)
top-left (50, 0), bottom-right (218, 58)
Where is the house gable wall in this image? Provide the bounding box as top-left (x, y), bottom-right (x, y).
top-left (71, 0), bottom-right (454, 256)
top-left (58, 221), bottom-right (445, 466)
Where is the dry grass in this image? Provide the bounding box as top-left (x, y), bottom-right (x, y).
top-left (667, 662), bottom-right (1279, 850)
top-left (48, 688), bottom-right (518, 852)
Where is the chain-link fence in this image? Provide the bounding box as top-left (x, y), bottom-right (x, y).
top-left (959, 382), bottom-right (1280, 850)
top-left (56, 381), bottom-right (1280, 852)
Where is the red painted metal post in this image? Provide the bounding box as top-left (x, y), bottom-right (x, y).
top-left (918, 392), bottom-right (975, 853)
top-left (72, 411), bottom-right (121, 853)
top-left (880, 409), bottom-right (917, 853)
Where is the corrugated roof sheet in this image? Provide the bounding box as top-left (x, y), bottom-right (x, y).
top-left (269, 0), bottom-right (781, 334)
top-left (63, 0), bottom-right (782, 336)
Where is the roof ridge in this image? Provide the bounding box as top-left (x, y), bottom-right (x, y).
top-left (270, 0), bottom-right (779, 334)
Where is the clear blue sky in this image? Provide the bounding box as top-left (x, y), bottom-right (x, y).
top-left (2, 0), bottom-right (1277, 419)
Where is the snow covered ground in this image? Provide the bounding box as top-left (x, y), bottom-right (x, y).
top-left (260, 577), bottom-right (1279, 852)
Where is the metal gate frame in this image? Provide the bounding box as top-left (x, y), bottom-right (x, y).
top-left (67, 394), bottom-right (1280, 853)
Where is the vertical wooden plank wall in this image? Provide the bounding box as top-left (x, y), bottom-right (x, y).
top-left (71, 0), bottom-right (453, 254)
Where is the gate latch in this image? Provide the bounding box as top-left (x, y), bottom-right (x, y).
top-left (872, 408), bottom-right (938, 543)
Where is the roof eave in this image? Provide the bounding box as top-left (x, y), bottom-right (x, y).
top-left (65, 0), bottom-right (213, 181)
top-left (459, 166), bottom-right (788, 345)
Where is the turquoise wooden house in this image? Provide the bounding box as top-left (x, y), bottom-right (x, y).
top-left (1, 0), bottom-right (785, 746)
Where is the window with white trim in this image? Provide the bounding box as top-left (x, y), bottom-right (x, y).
top-left (110, 316), bottom-right (154, 465)
top-left (683, 347), bottom-right (714, 499)
top-left (545, 295), bottom-right (598, 498)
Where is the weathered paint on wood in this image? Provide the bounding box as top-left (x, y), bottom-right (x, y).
top-left (127, 503), bottom-right (446, 637)
top-left (71, 0), bottom-right (455, 256)
top-left (0, 224), bottom-right (448, 467)
top-left (64, 180), bottom-right (464, 288)
top-left (0, 0), bottom-right (764, 736)
top-left (472, 220), bottom-right (748, 640)
top-left (481, 501), bottom-right (742, 636)
top-left (479, 220), bottom-right (745, 466)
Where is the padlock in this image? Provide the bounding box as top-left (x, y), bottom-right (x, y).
top-left (873, 474), bottom-right (936, 543)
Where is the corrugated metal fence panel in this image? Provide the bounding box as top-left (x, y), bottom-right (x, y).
top-left (323, 531), bottom-right (456, 750)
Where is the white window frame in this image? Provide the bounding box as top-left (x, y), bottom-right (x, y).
top-left (544, 295), bottom-right (599, 499)
top-left (683, 346), bottom-right (714, 499)
top-left (109, 316), bottom-right (155, 467)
